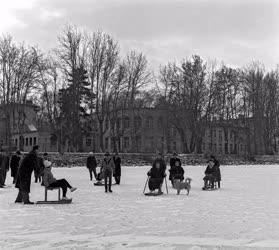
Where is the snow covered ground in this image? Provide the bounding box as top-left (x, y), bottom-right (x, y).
top-left (1, 165), bottom-right (279, 250)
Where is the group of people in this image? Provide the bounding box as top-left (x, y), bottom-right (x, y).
top-left (2, 146), bottom-right (221, 204)
top-left (146, 152), bottom-right (221, 194)
top-left (86, 151), bottom-right (122, 192)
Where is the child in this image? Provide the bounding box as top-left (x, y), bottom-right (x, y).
top-left (203, 159), bottom-right (217, 190)
top-left (43, 160), bottom-right (77, 200)
top-left (169, 159), bottom-right (184, 187)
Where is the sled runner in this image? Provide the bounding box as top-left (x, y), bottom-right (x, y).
top-left (143, 177), bottom-right (168, 195)
top-left (144, 192), bottom-right (164, 196)
top-left (36, 187), bottom-right (72, 204)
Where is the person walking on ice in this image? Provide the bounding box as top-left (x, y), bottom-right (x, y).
top-left (86, 152), bottom-right (98, 181)
top-left (101, 152), bottom-right (115, 193)
top-left (43, 160), bottom-right (77, 200)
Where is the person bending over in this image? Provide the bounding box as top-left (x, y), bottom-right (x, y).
top-left (43, 161), bottom-right (77, 200)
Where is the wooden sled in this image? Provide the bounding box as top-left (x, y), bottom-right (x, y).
top-left (144, 192), bottom-right (164, 196)
top-left (37, 199), bottom-right (72, 204)
top-left (36, 187), bottom-right (72, 204)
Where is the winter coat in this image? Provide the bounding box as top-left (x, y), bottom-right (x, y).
top-left (169, 165), bottom-right (184, 180)
top-left (113, 156), bottom-right (121, 177)
top-left (15, 150), bottom-right (39, 193)
top-left (10, 155), bottom-right (21, 178)
top-left (170, 157), bottom-right (181, 168)
top-left (213, 159), bottom-right (221, 181)
top-left (43, 168), bottom-right (56, 187)
top-left (0, 155), bottom-right (9, 185)
top-left (148, 166), bottom-right (166, 179)
top-left (101, 157), bottom-right (115, 174)
top-left (204, 165), bottom-right (218, 179)
top-left (86, 156), bottom-right (97, 169)
top-left (35, 157), bottom-right (45, 178)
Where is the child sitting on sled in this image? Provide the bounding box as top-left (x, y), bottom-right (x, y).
top-left (203, 159), bottom-right (218, 190)
top-left (43, 160), bottom-right (77, 200)
top-left (169, 159), bottom-right (184, 187)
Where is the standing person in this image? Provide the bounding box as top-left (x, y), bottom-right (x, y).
top-left (210, 155), bottom-right (221, 188)
top-left (86, 152), bottom-right (97, 181)
top-left (43, 160), bottom-right (77, 200)
top-left (113, 152), bottom-right (121, 185)
top-left (10, 151), bottom-right (21, 184)
top-left (0, 150), bottom-right (9, 188)
top-left (169, 152), bottom-right (181, 183)
top-left (15, 145), bottom-right (39, 204)
top-left (101, 152), bottom-right (115, 193)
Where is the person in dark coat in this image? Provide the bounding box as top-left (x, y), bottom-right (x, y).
top-left (210, 155), bottom-right (221, 188)
top-left (0, 150), bottom-right (9, 188)
top-left (169, 152), bottom-right (181, 182)
top-left (86, 152), bottom-right (97, 181)
top-left (15, 145), bottom-right (39, 204)
top-left (203, 159), bottom-right (218, 189)
top-left (113, 152), bottom-right (121, 185)
top-left (153, 152), bottom-right (166, 173)
top-left (147, 159), bottom-right (166, 194)
top-left (10, 151), bottom-right (21, 184)
top-left (169, 159), bottom-right (184, 187)
top-left (101, 152), bottom-right (115, 193)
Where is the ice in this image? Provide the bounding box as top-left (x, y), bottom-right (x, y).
top-left (0, 165), bottom-right (279, 249)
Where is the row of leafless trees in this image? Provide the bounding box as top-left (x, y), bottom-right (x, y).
top-left (0, 24), bottom-right (278, 154)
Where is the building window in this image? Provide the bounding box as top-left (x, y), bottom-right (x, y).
top-left (123, 117), bottom-right (130, 129)
top-left (25, 138), bottom-right (28, 146)
top-left (105, 137), bottom-right (109, 149)
top-left (33, 137), bottom-right (37, 145)
top-left (157, 117), bottom-right (163, 129)
top-left (213, 129), bottom-right (216, 138)
top-left (213, 143), bottom-right (217, 151)
top-left (136, 136), bottom-right (142, 151)
top-left (230, 144), bottom-right (233, 154)
top-left (134, 116), bottom-right (142, 130)
top-left (219, 130), bottom-right (222, 141)
top-left (219, 143), bottom-right (222, 153)
top-left (202, 143), bottom-right (205, 151)
top-left (124, 137), bottom-right (130, 149)
top-left (208, 143), bottom-right (212, 150)
top-left (15, 138), bottom-right (18, 147)
top-left (171, 126), bottom-right (177, 137)
top-left (86, 138), bottom-right (92, 147)
top-left (116, 118), bottom-right (121, 130)
top-left (105, 118), bottom-right (109, 130)
top-left (29, 137), bottom-right (32, 146)
top-left (146, 117), bottom-right (153, 129)
top-left (173, 141), bottom-right (177, 151)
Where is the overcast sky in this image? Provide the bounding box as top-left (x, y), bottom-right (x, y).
top-left (0, 0), bottom-right (278, 70)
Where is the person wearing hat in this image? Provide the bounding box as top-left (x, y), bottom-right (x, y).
top-left (169, 152), bottom-right (181, 184)
top-left (152, 152), bottom-right (166, 174)
top-left (101, 152), bottom-right (115, 193)
top-left (86, 152), bottom-right (97, 181)
top-left (43, 160), bottom-right (77, 200)
top-left (210, 155), bottom-right (221, 188)
top-left (202, 158), bottom-right (218, 190)
top-left (10, 150), bottom-right (22, 184)
top-left (15, 145), bottom-right (40, 204)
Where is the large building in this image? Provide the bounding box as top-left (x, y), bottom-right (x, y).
top-left (85, 108), bottom-right (249, 156)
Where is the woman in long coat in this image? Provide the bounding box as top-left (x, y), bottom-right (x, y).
top-left (15, 146), bottom-right (39, 204)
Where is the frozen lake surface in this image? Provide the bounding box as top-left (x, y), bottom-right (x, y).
top-left (1, 165), bottom-right (279, 250)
